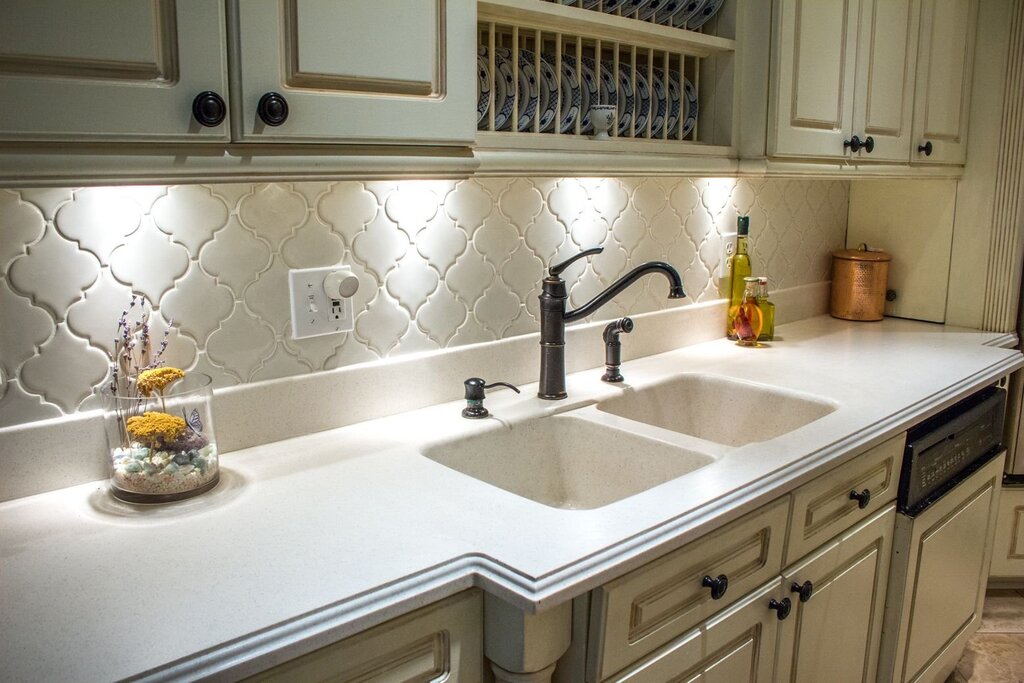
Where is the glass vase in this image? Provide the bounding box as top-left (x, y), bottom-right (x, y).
top-left (103, 372), bottom-right (219, 503)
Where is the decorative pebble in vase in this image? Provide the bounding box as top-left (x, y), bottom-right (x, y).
top-left (101, 297), bottom-right (219, 503)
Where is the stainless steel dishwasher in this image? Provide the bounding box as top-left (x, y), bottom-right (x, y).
top-left (878, 385), bottom-right (1007, 683)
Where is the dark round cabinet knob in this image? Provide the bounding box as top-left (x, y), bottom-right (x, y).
top-left (257, 92), bottom-right (289, 126)
top-left (918, 140), bottom-right (934, 156)
top-left (849, 488), bottom-right (872, 509)
top-left (702, 574), bottom-right (729, 600)
top-left (844, 135), bottom-right (863, 153)
top-left (768, 597), bottom-right (792, 620)
top-left (791, 580), bottom-right (814, 603)
top-left (191, 91), bottom-right (226, 127)
top-left (886, 289), bottom-right (898, 302)
top-left (863, 136), bottom-right (875, 153)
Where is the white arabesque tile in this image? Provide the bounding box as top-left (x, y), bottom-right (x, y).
top-left (55, 187), bottom-right (143, 264)
top-left (9, 223), bottom-right (99, 317)
top-left (108, 219), bottom-right (189, 305)
top-left (20, 325), bottom-right (108, 413)
top-left (0, 190), bottom-right (45, 267)
top-left (0, 177), bottom-right (849, 429)
top-left (151, 185), bottom-right (229, 253)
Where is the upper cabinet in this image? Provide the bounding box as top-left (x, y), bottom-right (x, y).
top-left (0, 0), bottom-right (475, 147)
top-left (0, 0), bottom-right (229, 142)
top-left (768, 0), bottom-right (977, 166)
top-left (234, 1), bottom-right (475, 144)
top-left (910, 0), bottom-right (978, 164)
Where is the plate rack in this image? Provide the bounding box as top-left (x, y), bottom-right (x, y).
top-left (476, 0), bottom-right (736, 154)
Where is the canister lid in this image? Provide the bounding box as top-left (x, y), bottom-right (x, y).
top-left (832, 244), bottom-right (891, 262)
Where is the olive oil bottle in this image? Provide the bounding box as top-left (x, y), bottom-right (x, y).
top-left (757, 276), bottom-right (775, 341)
top-left (726, 216), bottom-right (752, 339)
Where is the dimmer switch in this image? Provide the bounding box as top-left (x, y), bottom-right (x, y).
top-left (288, 266), bottom-right (358, 339)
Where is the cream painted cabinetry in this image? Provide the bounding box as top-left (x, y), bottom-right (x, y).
top-left (775, 505), bottom-right (896, 683)
top-left (0, 0), bottom-right (474, 146)
top-left (234, 1), bottom-right (474, 144)
top-left (246, 590), bottom-right (483, 682)
top-left (909, 0), bottom-right (978, 165)
top-left (0, 0), bottom-right (229, 142)
top-left (768, 0), bottom-right (976, 166)
top-left (990, 485), bottom-right (1024, 580)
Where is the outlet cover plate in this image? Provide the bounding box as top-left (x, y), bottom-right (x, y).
top-left (288, 266), bottom-right (355, 340)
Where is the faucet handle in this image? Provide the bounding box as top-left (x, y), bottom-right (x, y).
top-left (462, 377), bottom-right (521, 419)
top-left (549, 246), bottom-right (604, 277)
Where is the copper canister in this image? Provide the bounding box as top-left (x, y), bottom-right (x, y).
top-left (830, 246), bottom-right (891, 321)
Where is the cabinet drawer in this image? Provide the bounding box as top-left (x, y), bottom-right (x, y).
top-left (587, 498), bottom-right (789, 682)
top-left (608, 580), bottom-right (781, 683)
top-left (247, 590), bottom-right (483, 682)
top-left (786, 433), bottom-right (905, 563)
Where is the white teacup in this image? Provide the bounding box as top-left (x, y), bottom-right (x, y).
top-left (590, 105), bottom-right (617, 140)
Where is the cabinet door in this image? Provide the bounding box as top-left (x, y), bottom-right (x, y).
top-left (910, 0), bottom-right (978, 164)
top-left (850, 0), bottom-right (920, 162)
top-left (234, 0), bottom-right (475, 145)
top-left (775, 504), bottom-right (895, 683)
top-left (989, 485), bottom-right (1024, 579)
top-left (769, 0), bottom-right (860, 159)
top-left (0, 0), bottom-right (229, 142)
top-left (609, 581), bottom-right (782, 683)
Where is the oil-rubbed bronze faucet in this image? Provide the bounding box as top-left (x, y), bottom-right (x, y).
top-left (538, 247), bottom-right (686, 399)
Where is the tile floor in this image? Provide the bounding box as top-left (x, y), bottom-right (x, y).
top-left (948, 589), bottom-right (1024, 682)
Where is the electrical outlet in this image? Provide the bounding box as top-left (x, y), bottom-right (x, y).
top-left (717, 232), bottom-right (737, 280)
top-left (288, 266), bottom-right (358, 340)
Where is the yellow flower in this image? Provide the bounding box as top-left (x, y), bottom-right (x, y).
top-left (137, 367), bottom-right (185, 397)
top-left (126, 411), bottom-right (186, 448)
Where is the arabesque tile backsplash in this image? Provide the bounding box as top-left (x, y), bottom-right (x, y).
top-left (0, 177), bottom-right (848, 429)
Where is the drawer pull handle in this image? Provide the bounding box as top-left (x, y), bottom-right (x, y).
top-left (918, 140), bottom-right (933, 156)
top-left (843, 135), bottom-right (863, 153)
top-left (790, 580), bottom-right (814, 603)
top-left (701, 574), bottom-right (729, 600)
top-left (863, 136), bottom-right (875, 153)
top-left (768, 597), bottom-right (792, 620)
top-left (849, 488), bottom-right (871, 509)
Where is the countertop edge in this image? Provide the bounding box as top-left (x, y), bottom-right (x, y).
top-left (135, 351), bottom-right (1024, 682)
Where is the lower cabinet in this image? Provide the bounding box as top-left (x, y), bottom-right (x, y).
top-left (775, 504), bottom-right (896, 683)
top-left (608, 580), bottom-right (783, 682)
top-left (246, 590), bottom-right (483, 682)
top-left (989, 484), bottom-right (1024, 580)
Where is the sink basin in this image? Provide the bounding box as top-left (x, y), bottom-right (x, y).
top-left (597, 374), bottom-right (835, 447)
top-left (421, 415), bottom-right (714, 510)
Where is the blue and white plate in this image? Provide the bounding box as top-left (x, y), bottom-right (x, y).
top-left (671, 0), bottom-right (708, 27)
top-left (685, 0), bottom-right (724, 29)
top-left (521, 49), bottom-right (559, 133)
top-left (494, 47), bottom-right (540, 132)
top-left (562, 55), bottom-right (599, 133)
top-left (653, 0), bottom-right (692, 26)
top-left (628, 67), bottom-right (651, 135)
top-left (680, 75), bottom-right (698, 137)
top-left (480, 46), bottom-right (516, 131)
top-left (615, 0), bottom-right (653, 18)
top-left (582, 56), bottom-right (628, 134)
top-left (636, 65), bottom-right (668, 137)
top-left (477, 51), bottom-right (491, 127)
top-left (540, 54), bottom-right (582, 133)
top-left (637, 0), bottom-right (670, 21)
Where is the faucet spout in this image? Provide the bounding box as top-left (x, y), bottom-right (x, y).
top-left (537, 249), bottom-right (686, 400)
top-left (564, 261), bottom-right (686, 323)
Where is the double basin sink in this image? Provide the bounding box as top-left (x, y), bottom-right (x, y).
top-left (421, 374), bottom-right (836, 510)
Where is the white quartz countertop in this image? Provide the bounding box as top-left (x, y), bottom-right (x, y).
top-left (1, 316), bottom-right (1021, 682)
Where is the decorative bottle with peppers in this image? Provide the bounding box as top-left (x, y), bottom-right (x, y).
top-left (757, 276), bottom-right (775, 341)
top-left (730, 276), bottom-right (763, 346)
top-left (726, 216), bottom-right (752, 339)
